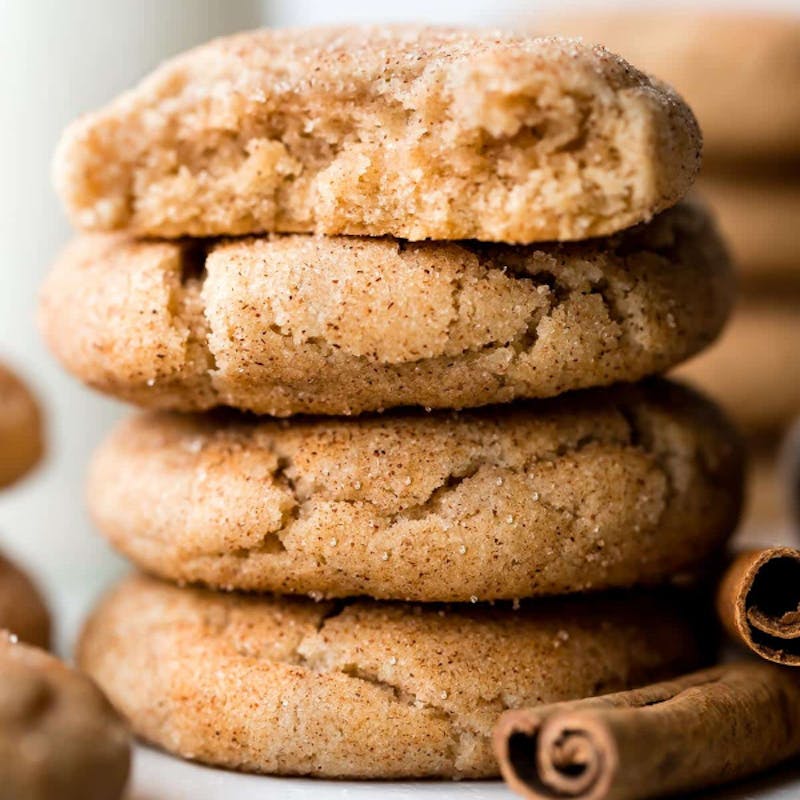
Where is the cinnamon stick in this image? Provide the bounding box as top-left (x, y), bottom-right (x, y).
top-left (717, 547), bottom-right (800, 665)
top-left (493, 662), bottom-right (800, 800)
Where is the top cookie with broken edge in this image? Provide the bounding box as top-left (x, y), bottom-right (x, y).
top-left (54, 26), bottom-right (701, 242)
top-left (540, 11), bottom-right (800, 161)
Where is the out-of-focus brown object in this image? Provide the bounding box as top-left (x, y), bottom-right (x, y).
top-left (0, 632), bottom-right (131, 800)
top-left (539, 11), bottom-right (800, 161)
top-left (0, 552), bottom-right (49, 649)
top-left (731, 421), bottom-right (799, 552)
top-left (676, 298), bottom-right (800, 436)
top-left (784, 419), bottom-right (800, 531)
top-left (734, 445), bottom-right (795, 548)
top-left (0, 362), bottom-right (43, 489)
top-left (494, 662), bottom-right (800, 800)
top-left (717, 548), bottom-right (800, 664)
top-left (699, 172), bottom-right (800, 288)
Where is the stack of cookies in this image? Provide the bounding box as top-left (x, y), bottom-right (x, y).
top-left (40, 27), bottom-right (743, 779)
top-left (543, 11), bottom-right (800, 542)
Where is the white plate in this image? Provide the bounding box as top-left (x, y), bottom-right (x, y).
top-left (129, 744), bottom-right (800, 800)
top-left (131, 747), bottom-right (510, 800)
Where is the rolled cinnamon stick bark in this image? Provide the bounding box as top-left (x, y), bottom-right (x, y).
top-left (717, 547), bottom-right (800, 665)
top-left (493, 662), bottom-right (800, 800)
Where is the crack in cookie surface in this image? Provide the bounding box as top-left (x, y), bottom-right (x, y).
top-left (40, 202), bottom-right (733, 416)
top-left (87, 380), bottom-right (743, 600)
top-left (77, 575), bottom-right (706, 778)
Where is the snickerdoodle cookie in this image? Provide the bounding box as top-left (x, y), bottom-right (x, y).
top-left (54, 26), bottom-right (700, 242)
top-left (541, 12), bottom-right (800, 160)
top-left (0, 553), bottom-right (49, 649)
top-left (676, 299), bottom-right (800, 435)
top-left (87, 380), bottom-right (742, 601)
top-left (0, 363), bottom-right (43, 488)
top-left (78, 574), bottom-right (706, 779)
top-left (41, 202), bottom-right (732, 417)
top-left (0, 633), bottom-right (130, 800)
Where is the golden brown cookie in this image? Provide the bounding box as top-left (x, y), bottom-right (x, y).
top-left (0, 363), bottom-right (43, 488)
top-left (87, 380), bottom-right (742, 601)
top-left (698, 173), bottom-right (800, 287)
top-left (540, 12), bottom-right (800, 160)
top-left (78, 574), bottom-right (706, 779)
top-left (54, 26), bottom-right (700, 242)
top-left (40, 202), bottom-right (732, 417)
top-left (0, 632), bottom-right (130, 800)
top-left (676, 298), bottom-right (800, 435)
top-left (0, 553), bottom-right (50, 649)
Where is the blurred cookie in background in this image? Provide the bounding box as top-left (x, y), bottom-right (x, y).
top-left (676, 298), bottom-right (800, 437)
top-left (0, 362), bottom-right (43, 489)
top-left (782, 418), bottom-right (800, 539)
top-left (735, 445), bottom-right (795, 549)
top-left (677, 299), bottom-right (800, 548)
top-left (0, 632), bottom-right (130, 800)
top-left (699, 170), bottom-right (800, 290)
top-left (677, 300), bottom-right (800, 547)
top-left (732, 423), bottom-right (800, 549)
top-left (0, 552), bottom-right (50, 649)
top-left (537, 11), bottom-right (800, 161)
top-left (0, 362), bottom-right (48, 651)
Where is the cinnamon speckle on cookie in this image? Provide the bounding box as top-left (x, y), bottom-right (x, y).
top-left (40, 201), bottom-right (732, 416)
top-left (87, 380), bottom-right (742, 601)
top-left (54, 26), bottom-right (701, 242)
top-left (78, 574), bottom-right (706, 778)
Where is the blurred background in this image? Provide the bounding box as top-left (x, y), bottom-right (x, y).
top-left (2, 0), bottom-right (799, 645)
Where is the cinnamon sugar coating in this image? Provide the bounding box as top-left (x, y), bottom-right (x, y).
top-left (54, 27), bottom-right (700, 242)
top-left (87, 381), bottom-right (742, 601)
top-left (40, 202), bottom-right (732, 416)
top-left (78, 574), bottom-right (705, 778)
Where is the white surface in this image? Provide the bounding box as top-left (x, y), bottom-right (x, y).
top-left (132, 748), bottom-right (510, 800)
top-left (129, 742), bottom-right (800, 800)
